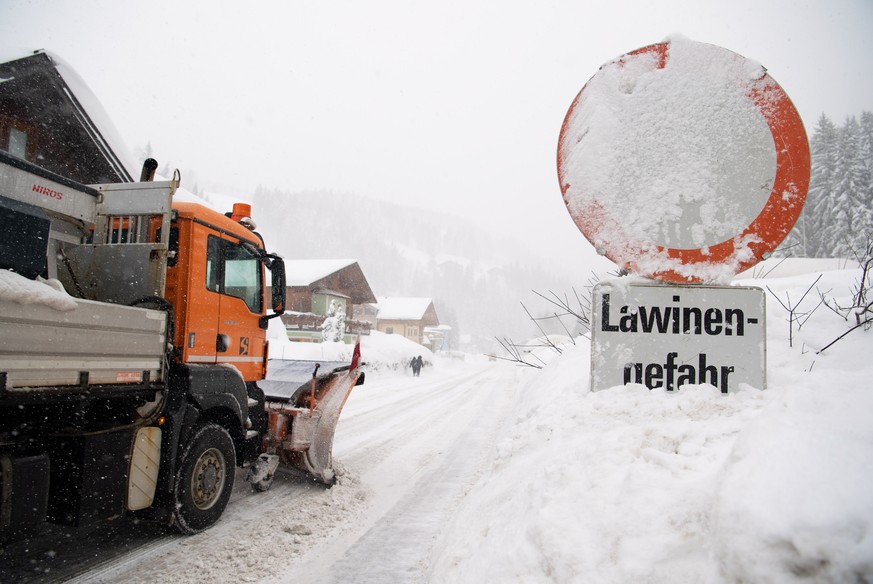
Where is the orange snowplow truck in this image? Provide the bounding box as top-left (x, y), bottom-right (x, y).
top-left (0, 151), bottom-right (363, 541)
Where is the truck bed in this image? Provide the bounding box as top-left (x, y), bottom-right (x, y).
top-left (0, 295), bottom-right (167, 394)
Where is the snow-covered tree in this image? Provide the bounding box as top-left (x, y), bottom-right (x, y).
top-left (335, 305), bottom-right (346, 342)
top-left (858, 111), bottom-right (873, 241)
top-left (133, 140), bottom-right (154, 163)
top-left (783, 112), bottom-right (873, 258)
top-left (803, 114), bottom-right (839, 257)
top-left (321, 300), bottom-right (346, 343)
top-left (831, 116), bottom-right (871, 257)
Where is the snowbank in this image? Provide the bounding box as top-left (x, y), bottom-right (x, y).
top-left (432, 266), bottom-right (873, 583)
top-left (268, 318), bottom-right (434, 374)
top-left (735, 256), bottom-right (860, 280)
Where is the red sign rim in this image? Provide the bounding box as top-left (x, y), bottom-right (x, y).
top-left (557, 42), bottom-right (810, 283)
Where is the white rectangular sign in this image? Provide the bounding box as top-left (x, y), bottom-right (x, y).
top-left (591, 280), bottom-right (766, 393)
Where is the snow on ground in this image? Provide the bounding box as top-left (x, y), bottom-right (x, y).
top-left (62, 345), bottom-right (506, 584)
top-left (430, 263), bottom-right (873, 583)
top-left (22, 262), bottom-right (871, 584)
top-left (267, 318), bottom-right (434, 373)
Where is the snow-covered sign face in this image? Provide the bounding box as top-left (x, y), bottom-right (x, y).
top-left (557, 38), bottom-right (810, 283)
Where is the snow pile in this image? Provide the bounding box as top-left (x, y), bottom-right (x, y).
top-left (735, 256), bottom-right (859, 279)
top-left (268, 318), bottom-right (433, 373)
top-left (432, 266), bottom-right (873, 583)
top-left (0, 270), bottom-right (77, 311)
top-left (355, 331), bottom-right (434, 373)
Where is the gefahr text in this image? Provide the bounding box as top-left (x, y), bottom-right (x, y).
top-left (623, 352), bottom-right (735, 393)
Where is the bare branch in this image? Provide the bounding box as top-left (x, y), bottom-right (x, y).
top-left (554, 311), bottom-right (576, 345)
top-left (817, 316), bottom-right (873, 354)
top-left (521, 302), bottom-right (562, 354)
top-left (488, 336), bottom-right (543, 369)
top-left (755, 255), bottom-right (790, 279)
top-left (796, 274), bottom-right (823, 307)
top-left (794, 294), bottom-right (825, 329)
top-left (766, 274), bottom-right (823, 347)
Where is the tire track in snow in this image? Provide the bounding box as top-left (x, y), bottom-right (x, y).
top-left (270, 362), bottom-right (517, 584)
top-left (334, 366), bottom-right (499, 473)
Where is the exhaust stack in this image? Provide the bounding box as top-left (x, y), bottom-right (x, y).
top-left (140, 158), bottom-right (158, 182)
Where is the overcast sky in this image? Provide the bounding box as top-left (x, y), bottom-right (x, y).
top-left (2, 0), bottom-right (871, 267)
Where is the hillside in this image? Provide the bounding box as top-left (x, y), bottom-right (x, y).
top-left (243, 187), bottom-right (610, 351)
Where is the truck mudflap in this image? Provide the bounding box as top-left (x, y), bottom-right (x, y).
top-left (252, 345), bottom-right (363, 486)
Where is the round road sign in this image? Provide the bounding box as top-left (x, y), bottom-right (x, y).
top-left (557, 38), bottom-right (810, 283)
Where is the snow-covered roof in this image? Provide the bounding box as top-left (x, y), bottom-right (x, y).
top-left (0, 50), bottom-right (138, 182)
top-left (376, 297), bottom-right (434, 320)
top-left (47, 51), bottom-right (138, 180)
top-left (425, 324), bottom-right (452, 332)
top-left (284, 259), bottom-right (358, 287)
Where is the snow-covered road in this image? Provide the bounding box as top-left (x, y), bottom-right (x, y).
top-left (274, 361), bottom-right (515, 584)
top-left (55, 359), bottom-right (517, 584)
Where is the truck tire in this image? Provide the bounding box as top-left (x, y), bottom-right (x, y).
top-left (172, 423), bottom-right (236, 535)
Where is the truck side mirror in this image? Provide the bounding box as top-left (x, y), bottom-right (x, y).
top-left (270, 257), bottom-right (286, 314)
top-left (259, 257), bottom-right (286, 330)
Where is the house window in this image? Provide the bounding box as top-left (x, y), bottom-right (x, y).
top-left (9, 128), bottom-right (27, 159)
top-left (385, 327), bottom-right (394, 334)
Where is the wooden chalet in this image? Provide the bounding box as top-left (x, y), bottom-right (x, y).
top-left (375, 297), bottom-right (441, 348)
top-left (274, 259), bottom-right (377, 342)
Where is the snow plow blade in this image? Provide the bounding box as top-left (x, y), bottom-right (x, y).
top-left (256, 349), bottom-right (363, 484)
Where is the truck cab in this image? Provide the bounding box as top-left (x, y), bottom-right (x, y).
top-left (166, 201), bottom-right (277, 381)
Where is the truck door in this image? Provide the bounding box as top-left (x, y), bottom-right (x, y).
top-left (212, 235), bottom-right (266, 381)
top-left (180, 221), bottom-right (222, 366)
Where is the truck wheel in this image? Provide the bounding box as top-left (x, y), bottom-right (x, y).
top-left (173, 423), bottom-right (236, 535)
